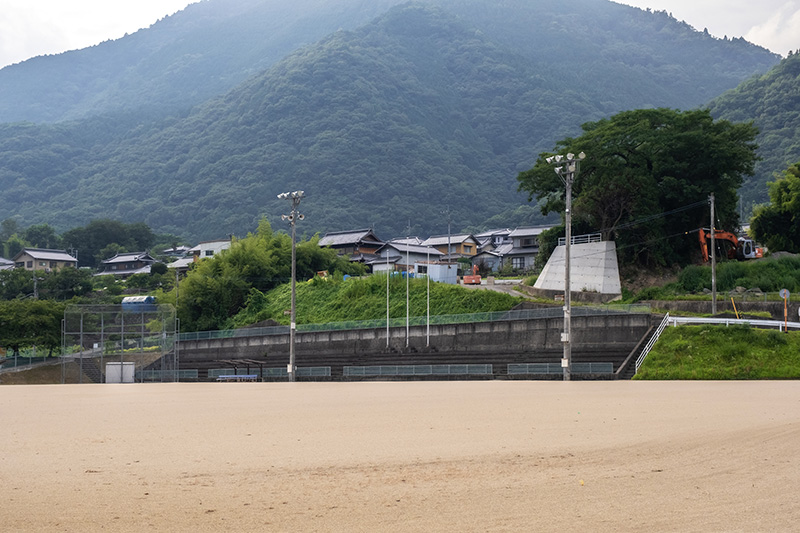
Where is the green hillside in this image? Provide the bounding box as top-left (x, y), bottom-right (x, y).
top-left (0, 1), bottom-right (780, 241)
top-left (708, 52), bottom-right (800, 212)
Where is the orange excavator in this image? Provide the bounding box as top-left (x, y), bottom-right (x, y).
top-left (463, 264), bottom-right (482, 285)
top-left (698, 228), bottom-right (763, 262)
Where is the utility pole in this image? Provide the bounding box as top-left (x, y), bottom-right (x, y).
top-left (546, 152), bottom-right (586, 381)
top-left (443, 206), bottom-right (452, 262)
top-left (710, 193), bottom-right (717, 315)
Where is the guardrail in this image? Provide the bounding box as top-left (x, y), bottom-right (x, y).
top-left (558, 233), bottom-right (602, 246)
top-left (667, 316), bottom-right (800, 331)
top-left (344, 364), bottom-right (492, 377)
top-left (208, 367), bottom-right (331, 378)
top-left (508, 362), bottom-right (614, 375)
top-left (178, 305), bottom-right (651, 342)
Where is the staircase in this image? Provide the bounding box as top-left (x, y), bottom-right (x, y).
top-left (615, 313), bottom-right (670, 380)
top-left (78, 358), bottom-right (104, 383)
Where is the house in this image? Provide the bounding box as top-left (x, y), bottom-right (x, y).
top-left (318, 229), bottom-right (385, 267)
top-left (318, 229), bottom-right (384, 256)
top-left (471, 250), bottom-right (503, 273)
top-left (371, 241), bottom-right (444, 273)
top-left (189, 239), bottom-right (231, 260)
top-left (501, 226), bottom-right (553, 272)
top-left (0, 257), bottom-right (14, 271)
top-left (421, 234), bottom-right (480, 260)
top-left (474, 229), bottom-right (512, 253)
top-left (12, 248), bottom-right (78, 272)
top-left (161, 245), bottom-right (191, 257)
top-left (167, 238), bottom-right (231, 276)
top-left (98, 252), bottom-right (156, 277)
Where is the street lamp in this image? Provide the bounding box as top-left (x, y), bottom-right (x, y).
top-left (545, 151), bottom-right (586, 381)
top-left (278, 190), bottom-right (305, 382)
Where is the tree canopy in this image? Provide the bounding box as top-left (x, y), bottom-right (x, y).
top-left (176, 220), bottom-right (365, 331)
top-left (751, 161), bottom-right (800, 253)
top-left (517, 108), bottom-right (759, 266)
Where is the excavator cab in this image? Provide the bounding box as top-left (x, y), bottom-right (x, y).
top-left (737, 238), bottom-right (763, 260)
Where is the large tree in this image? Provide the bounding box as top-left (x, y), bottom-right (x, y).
top-left (517, 108), bottom-right (759, 265)
top-left (177, 220), bottom-right (364, 331)
top-left (0, 299), bottom-right (65, 357)
top-left (751, 161), bottom-right (800, 253)
top-left (60, 219), bottom-right (155, 268)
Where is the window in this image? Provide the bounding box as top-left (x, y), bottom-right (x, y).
top-left (16, 262), bottom-right (24, 268)
top-left (39, 261), bottom-right (47, 267)
top-left (27, 261), bottom-right (33, 268)
top-left (463, 245), bottom-right (472, 253)
top-left (50, 261), bottom-right (57, 268)
top-left (521, 237), bottom-right (536, 247)
top-left (205, 250), bottom-right (214, 257)
top-left (512, 257), bottom-right (525, 270)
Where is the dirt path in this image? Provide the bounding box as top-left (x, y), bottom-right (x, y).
top-left (1, 381), bottom-right (798, 531)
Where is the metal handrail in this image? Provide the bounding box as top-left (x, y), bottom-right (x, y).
top-left (636, 313), bottom-right (670, 373)
top-left (177, 305), bottom-right (651, 342)
top-left (668, 316), bottom-right (800, 331)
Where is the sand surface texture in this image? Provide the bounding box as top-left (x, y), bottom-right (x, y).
top-left (2, 381), bottom-right (799, 531)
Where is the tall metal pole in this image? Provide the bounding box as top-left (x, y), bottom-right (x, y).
top-left (279, 190), bottom-right (305, 382)
top-left (710, 193), bottom-right (717, 315)
top-left (564, 173), bottom-right (573, 382)
top-left (386, 252), bottom-right (390, 348)
top-left (547, 152), bottom-right (585, 382)
top-left (426, 247), bottom-right (430, 347)
top-left (406, 222), bottom-right (410, 348)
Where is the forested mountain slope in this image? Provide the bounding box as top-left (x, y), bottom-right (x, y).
top-left (0, 0), bottom-right (777, 124)
top-left (708, 52), bottom-right (800, 211)
top-left (0, 1), bottom-right (780, 240)
top-left (0, 0), bottom-right (405, 123)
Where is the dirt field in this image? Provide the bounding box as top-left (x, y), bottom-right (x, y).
top-left (1, 381), bottom-right (798, 531)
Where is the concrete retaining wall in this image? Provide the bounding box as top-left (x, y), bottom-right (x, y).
top-left (179, 313), bottom-right (653, 368)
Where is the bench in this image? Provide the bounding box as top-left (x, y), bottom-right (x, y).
top-left (216, 374), bottom-right (259, 382)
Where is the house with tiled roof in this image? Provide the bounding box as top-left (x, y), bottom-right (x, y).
top-left (318, 229), bottom-right (384, 256)
top-left (98, 252), bottom-right (156, 277)
top-left (371, 241), bottom-right (444, 273)
top-left (421, 234), bottom-right (479, 260)
top-left (503, 226), bottom-right (553, 272)
top-left (12, 248), bottom-right (77, 272)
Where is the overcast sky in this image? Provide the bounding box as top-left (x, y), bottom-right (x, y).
top-left (1, 0), bottom-right (799, 70)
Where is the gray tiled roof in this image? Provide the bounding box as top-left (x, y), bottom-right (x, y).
top-left (380, 243), bottom-right (444, 256)
top-left (14, 248), bottom-right (77, 263)
top-left (422, 234), bottom-right (478, 247)
top-left (102, 252), bottom-right (154, 264)
top-left (319, 229), bottom-right (381, 247)
top-left (509, 226), bottom-right (553, 238)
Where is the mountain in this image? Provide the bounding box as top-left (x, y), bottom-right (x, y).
top-left (0, 0), bottom-right (778, 124)
top-left (708, 51), bottom-right (800, 212)
top-left (0, 0), bottom-right (780, 241)
top-left (0, 0), bottom-right (405, 123)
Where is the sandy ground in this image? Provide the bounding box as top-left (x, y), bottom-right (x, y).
top-left (1, 381), bottom-right (799, 532)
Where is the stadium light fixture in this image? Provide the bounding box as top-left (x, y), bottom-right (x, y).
top-left (546, 151), bottom-right (587, 381)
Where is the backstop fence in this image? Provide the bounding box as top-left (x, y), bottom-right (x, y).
top-left (61, 304), bottom-right (178, 384)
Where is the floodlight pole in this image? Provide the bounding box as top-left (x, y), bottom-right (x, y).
top-left (547, 152), bottom-right (586, 382)
top-left (279, 190), bottom-right (305, 382)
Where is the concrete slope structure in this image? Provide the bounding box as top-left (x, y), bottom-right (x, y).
top-left (534, 241), bottom-right (621, 298)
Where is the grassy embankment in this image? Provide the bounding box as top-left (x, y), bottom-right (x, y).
top-left (635, 325), bottom-right (800, 379)
top-left (228, 273), bottom-right (525, 328)
top-left (623, 254), bottom-right (800, 302)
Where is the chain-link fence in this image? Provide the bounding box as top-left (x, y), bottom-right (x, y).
top-left (61, 304), bottom-right (177, 384)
